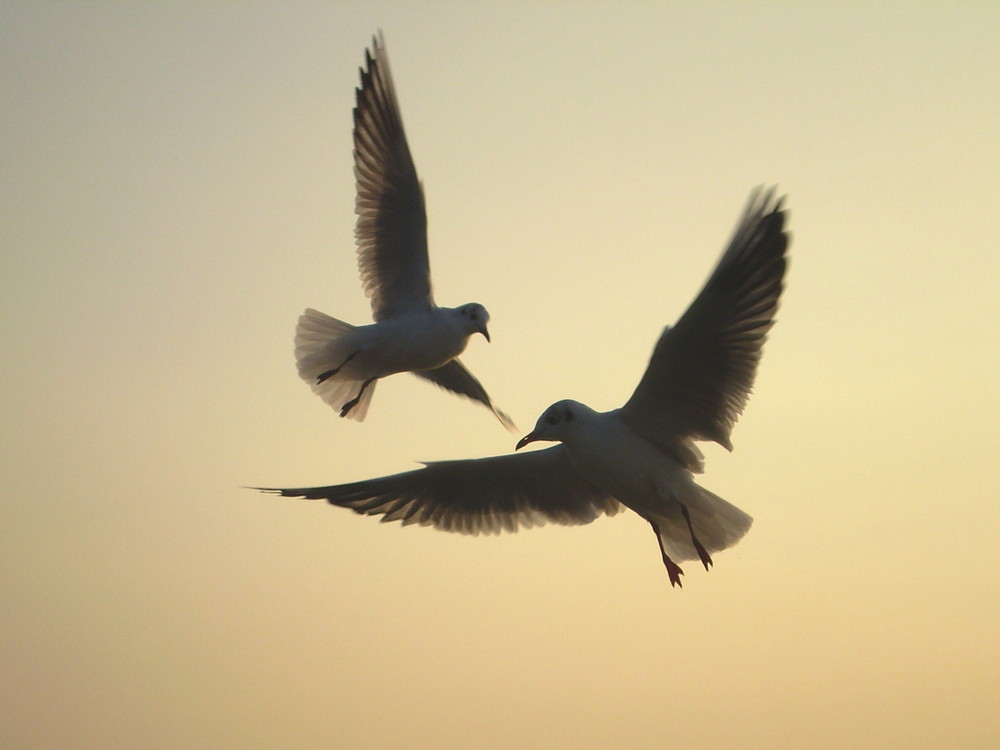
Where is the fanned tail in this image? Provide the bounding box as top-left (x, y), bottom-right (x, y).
top-left (294, 308), bottom-right (377, 421)
top-left (653, 481), bottom-right (753, 563)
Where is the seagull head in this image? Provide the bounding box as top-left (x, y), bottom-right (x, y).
top-left (458, 303), bottom-right (491, 342)
top-left (515, 400), bottom-right (584, 450)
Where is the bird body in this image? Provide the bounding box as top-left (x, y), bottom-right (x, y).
top-left (321, 306), bottom-right (487, 376)
top-left (547, 404), bottom-right (698, 521)
top-left (517, 400), bottom-right (752, 584)
top-left (295, 34), bottom-right (511, 428)
top-left (530, 403), bottom-right (663, 506)
top-left (296, 304), bottom-right (492, 421)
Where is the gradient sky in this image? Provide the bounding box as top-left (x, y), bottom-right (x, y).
top-left (3, 2), bottom-right (999, 748)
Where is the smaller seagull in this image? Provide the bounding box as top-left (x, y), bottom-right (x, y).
top-left (296, 34), bottom-right (513, 429)
top-left (260, 188), bottom-right (789, 586)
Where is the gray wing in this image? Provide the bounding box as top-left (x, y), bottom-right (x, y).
top-left (354, 33), bottom-right (433, 320)
top-left (412, 359), bottom-right (518, 432)
top-left (256, 446), bottom-right (621, 535)
top-left (620, 187), bottom-right (789, 452)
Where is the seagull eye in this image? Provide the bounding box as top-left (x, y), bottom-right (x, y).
top-left (544, 412), bottom-right (559, 426)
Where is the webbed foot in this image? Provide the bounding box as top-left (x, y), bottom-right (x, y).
top-left (650, 519), bottom-right (685, 588)
top-left (663, 556), bottom-right (685, 588)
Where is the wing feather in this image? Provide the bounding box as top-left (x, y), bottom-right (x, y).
top-left (412, 360), bottom-right (517, 432)
top-left (620, 187), bottom-right (789, 453)
top-left (353, 33), bottom-right (433, 320)
top-left (256, 446), bottom-right (621, 536)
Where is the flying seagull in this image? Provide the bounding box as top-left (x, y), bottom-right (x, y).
top-left (261, 188), bottom-right (789, 586)
top-left (295, 34), bottom-right (514, 429)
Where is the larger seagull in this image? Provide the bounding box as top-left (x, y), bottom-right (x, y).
top-left (295, 34), bottom-right (513, 428)
top-left (261, 188), bottom-right (789, 586)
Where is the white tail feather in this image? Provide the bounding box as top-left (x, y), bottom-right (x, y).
top-left (654, 482), bottom-right (753, 562)
top-left (294, 308), bottom-right (377, 422)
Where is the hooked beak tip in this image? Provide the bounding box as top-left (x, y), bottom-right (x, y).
top-left (481, 328), bottom-right (491, 343)
top-left (515, 433), bottom-right (537, 451)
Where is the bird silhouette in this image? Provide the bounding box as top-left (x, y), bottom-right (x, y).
top-left (295, 34), bottom-right (513, 429)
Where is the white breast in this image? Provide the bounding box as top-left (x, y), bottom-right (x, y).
top-left (562, 409), bottom-right (688, 517)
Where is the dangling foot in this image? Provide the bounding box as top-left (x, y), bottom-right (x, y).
top-left (662, 555), bottom-right (685, 587)
top-left (650, 520), bottom-right (685, 587)
top-left (679, 503), bottom-right (713, 571)
top-left (317, 350), bottom-right (361, 384)
top-left (340, 377), bottom-right (376, 418)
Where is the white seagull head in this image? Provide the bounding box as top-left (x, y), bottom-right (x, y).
top-left (516, 399), bottom-right (593, 450)
top-left (457, 302), bottom-right (491, 342)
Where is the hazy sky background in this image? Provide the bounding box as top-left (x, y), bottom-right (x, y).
top-left (3, 2), bottom-right (999, 748)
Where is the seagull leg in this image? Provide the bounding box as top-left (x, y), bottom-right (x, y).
top-left (679, 503), bottom-right (713, 571)
top-left (650, 520), bottom-right (684, 587)
top-left (317, 350), bottom-right (361, 384)
top-left (340, 377), bottom-right (376, 418)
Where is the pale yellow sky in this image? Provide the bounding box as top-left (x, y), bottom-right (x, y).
top-left (3, 2), bottom-right (999, 748)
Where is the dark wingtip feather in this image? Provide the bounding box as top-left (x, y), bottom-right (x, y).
top-left (251, 486), bottom-right (291, 496)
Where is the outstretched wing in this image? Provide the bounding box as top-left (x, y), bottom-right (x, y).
top-left (256, 446), bottom-right (621, 535)
top-left (412, 359), bottom-right (518, 432)
top-left (354, 33), bottom-right (433, 320)
top-left (620, 187), bottom-right (789, 452)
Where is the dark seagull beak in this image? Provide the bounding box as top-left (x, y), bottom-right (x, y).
top-left (515, 431), bottom-right (539, 451)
